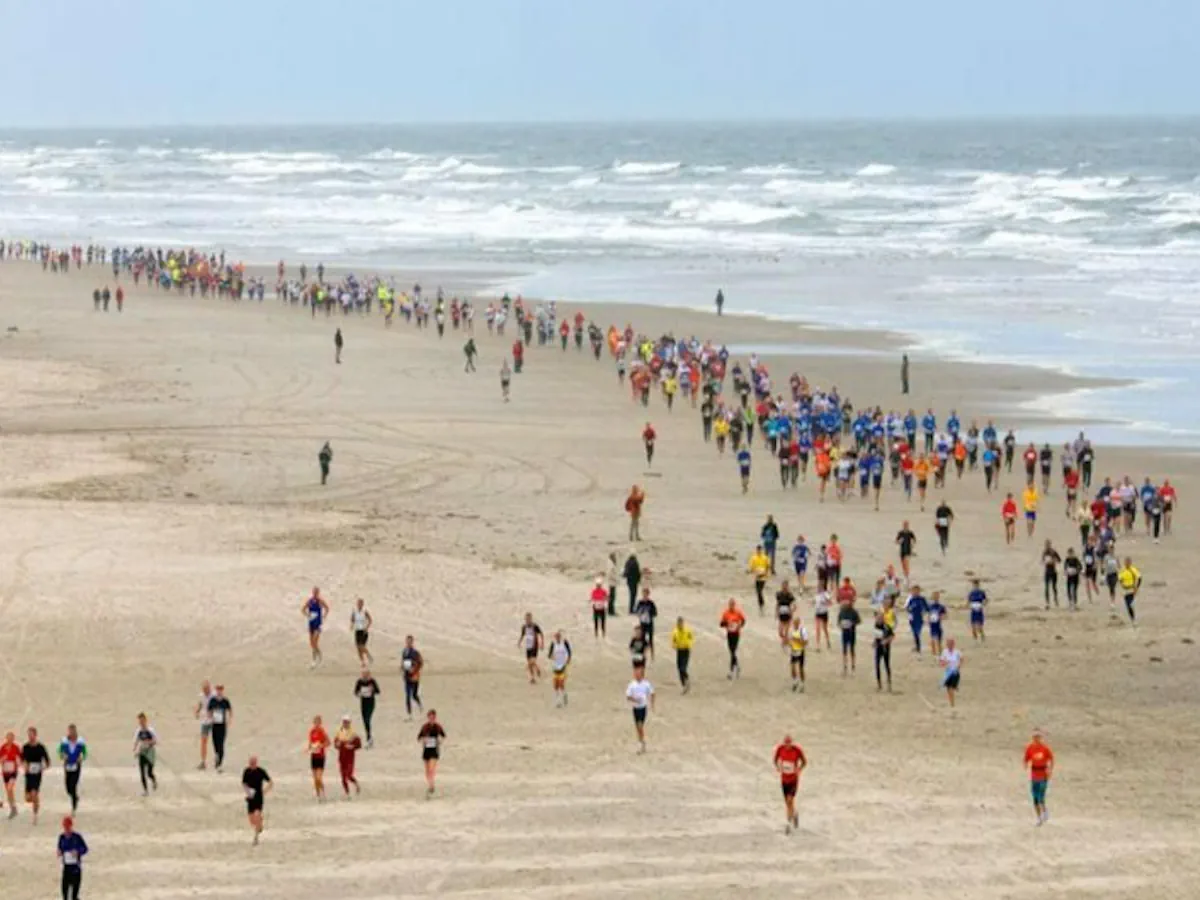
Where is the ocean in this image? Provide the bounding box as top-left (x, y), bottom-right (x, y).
top-left (2, 119), bottom-right (1199, 444)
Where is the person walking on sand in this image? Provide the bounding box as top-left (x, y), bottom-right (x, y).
top-left (625, 485), bottom-right (646, 541)
top-left (624, 550), bottom-right (642, 614)
top-left (57, 725), bottom-right (87, 814)
top-left (1, 732), bottom-right (19, 818)
top-left (417, 710), bottom-right (446, 797)
top-left (334, 328), bottom-right (344, 364)
top-left (132, 713), bottom-right (158, 796)
top-left (318, 441), bottom-right (333, 485)
top-left (21, 726), bottom-right (50, 825)
top-left (58, 815), bottom-right (89, 900)
top-left (715, 288), bottom-right (725, 316)
top-left (307, 715), bottom-right (330, 801)
top-left (719, 598), bottom-right (746, 679)
top-left (354, 668), bottom-right (381, 747)
top-left (548, 630), bottom-right (573, 708)
top-left (642, 422), bottom-right (656, 467)
top-left (774, 735), bottom-right (807, 834)
top-left (401, 635), bottom-right (424, 720)
top-left (1024, 730), bottom-right (1055, 826)
top-left (901, 353), bottom-right (910, 395)
top-left (590, 577), bottom-right (609, 637)
top-left (1118, 556), bottom-right (1142, 624)
top-left (463, 337), bottom-right (477, 372)
top-left (194, 680), bottom-right (215, 770)
top-left (518, 613), bottom-right (544, 683)
top-left (334, 715), bottom-right (362, 798)
top-left (207, 684), bottom-right (233, 772)
top-left (939, 637), bottom-right (963, 708)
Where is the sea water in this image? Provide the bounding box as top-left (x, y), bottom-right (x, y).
top-left (1, 119), bottom-right (1198, 444)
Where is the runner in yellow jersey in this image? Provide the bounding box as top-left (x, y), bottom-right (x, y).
top-left (1117, 557), bottom-right (1141, 624)
top-left (788, 618), bottom-right (809, 692)
top-left (1023, 485), bottom-right (1040, 537)
top-left (670, 617), bottom-right (694, 693)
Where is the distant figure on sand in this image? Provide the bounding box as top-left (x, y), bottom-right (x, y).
top-left (901, 353), bottom-right (910, 394)
top-left (715, 288), bottom-right (724, 316)
top-left (319, 442), bottom-right (333, 485)
top-left (463, 338), bottom-right (477, 372)
top-left (334, 328), bottom-right (343, 364)
top-left (625, 485), bottom-right (646, 541)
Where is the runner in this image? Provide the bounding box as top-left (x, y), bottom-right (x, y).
top-left (895, 520), bottom-right (917, 580)
top-left (206, 684), bottom-right (233, 772)
top-left (873, 611), bottom-right (894, 692)
top-left (1023, 484), bottom-right (1040, 537)
top-left (1, 731), bottom-right (20, 818)
top-left (748, 544), bottom-right (771, 614)
top-left (775, 579), bottom-right (797, 644)
top-left (1023, 730), bottom-right (1055, 826)
top-left (933, 499), bottom-right (954, 554)
top-left (1160, 479), bottom-right (1177, 534)
top-left (904, 586), bottom-right (928, 653)
top-left (21, 726), bottom-right (50, 824)
top-left (629, 624), bottom-right (650, 669)
top-left (590, 576), bottom-right (609, 638)
top-left (318, 441), bottom-right (333, 485)
top-left (634, 588), bottom-right (659, 660)
top-left (334, 715), bottom-right (362, 797)
top-left (625, 484), bottom-right (646, 541)
top-left (302, 587), bottom-right (330, 668)
top-left (837, 596), bottom-right (861, 676)
top-left (194, 679), bottom-right (215, 769)
top-left (500, 358), bottom-right (512, 401)
top-left (1118, 557), bottom-right (1142, 624)
top-left (939, 638), bottom-right (963, 708)
top-left (57, 725), bottom-right (87, 813)
top-left (1042, 540), bottom-right (1062, 609)
top-left (241, 756), bottom-right (272, 845)
top-left (968, 580), bottom-right (988, 641)
top-left (737, 445), bottom-right (752, 493)
top-left (133, 713), bottom-right (158, 796)
top-left (773, 735), bottom-right (808, 834)
top-left (353, 668), bottom-right (381, 748)
top-left (670, 616), bottom-right (694, 693)
top-left (518, 613), bottom-right (544, 683)
top-left (719, 598), bottom-right (746, 679)
top-left (1001, 492), bottom-right (1018, 545)
top-left (642, 422), bottom-right (656, 467)
top-left (625, 669), bottom-right (655, 754)
top-left (548, 630), bottom-right (573, 708)
top-left (1063, 548), bottom-right (1082, 611)
top-left (307, 715), bottom-right (330, 801)
top-left (927, 591), bottom-right (948, 657)
top-left (401, 635), bottom-right (424, 719)
top-left (417, 710), bottom-right (446, 796)
top-left (812, 586), bottom-right (832, 650)
top-left (791, 535), bottom-right (809, 591)
top-left (1083, 537), bottom-right (1100, 603)
top-left (350, 598), bottom-right (373, 665)
top-left (787, 619), bottom-right (806, 696)
top-left (58, 815), bottom-right (89, 900)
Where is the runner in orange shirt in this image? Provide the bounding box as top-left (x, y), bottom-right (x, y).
top-left (815, 451), bottom-right (831, 503)
top-left (307, 716), bottom-right (330, 801)
top-left (913, 456), bottom-right (931, 511)
top-left (719, 599), bottom-right (746, 679)
top-left (1001, 492), bottom-right (1018, 544)
top-left (641, 423), bottom-right (656, 467)
top-left (773, 735), bottom-right (808, 834)
top-left (1023, 730), bottom-right (1055, 826)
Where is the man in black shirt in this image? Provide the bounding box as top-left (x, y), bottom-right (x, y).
top-left (1063, 548), bottom-right (1082, 611)
top-left (21, 727), bottom-right (50, 825)
top-left (873, 612), bottom-right (894, 692)
top-left (895, 521), bottom-right (917, 579)
top-left (241, 756), bottom-right (272, 845)
top-left (933, 502), bottom-right (954, 554)
top-left (1042, 540), bottom-right (1062, 609)
top-left (629, 625), bottom-right (649, 669)
top-left (354, 669), bottom-right (381, 748)
top-left (775, 581), bottom-right (796, 644)
top-left (634, 589), bottom-right (658, 660)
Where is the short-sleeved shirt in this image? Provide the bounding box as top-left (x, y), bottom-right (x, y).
top-left (207, 696), bottom-right (232, 725)
top-left (837, 606), bottom-right (861, 632)
top-left (896, 529), bottom-right (916, 556)
top-left (418, 723), bottom-right (446, 750)
top-left (774, 743), bottom-right (806, 783)
top-left (242, 767), bottom-right (271, 804)
top-left (22, 742), bottom-right (50, 775)
top-left (626, 679), bottom-right (654, 709)
top-left (1024, 742), bottom-right (1054, 781)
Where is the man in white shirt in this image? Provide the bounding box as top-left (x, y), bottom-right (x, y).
top-left (548, 631), bottom-right (572, 709)
top-left (939, 638), bottom-right (963, 708)
top-left (625, 671), bottom-right (655, 754)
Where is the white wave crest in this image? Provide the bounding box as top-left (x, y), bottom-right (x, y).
top-left (857, 163), bottom-right (897, 177)
top-left (14, 175), bottom-right (73, 192)
top-left (666, 198), bottom-right (802, 225)
top-left (611, 160), bottom-right (681, 176)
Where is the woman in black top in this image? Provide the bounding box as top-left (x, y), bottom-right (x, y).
top-left (1042, 541), bottom-right (1062, 609)
top-left (417, 711), bottom-right (446, 797)
top-left (353, 670), bottom-right (381, 747)
top-left (1063, 548), bottom-right (1083, 611)
top-left (873, 613), bottom-right (894, 692)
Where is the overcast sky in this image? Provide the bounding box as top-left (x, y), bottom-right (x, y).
top-left (2, 0), bottom-right (1197, 127)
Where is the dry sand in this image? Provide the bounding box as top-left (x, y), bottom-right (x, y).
top-left (1, 262), bottom-right (1198, 899)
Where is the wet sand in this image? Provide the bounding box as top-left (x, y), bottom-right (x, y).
top-left (1, 261), bottom-right (1197, 899)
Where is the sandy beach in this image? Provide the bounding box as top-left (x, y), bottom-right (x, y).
top-left (1, 260), bottom-right (1198, 900)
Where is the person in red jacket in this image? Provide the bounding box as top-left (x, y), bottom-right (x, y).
top-left (773, 735), bottom-right (808, 834)
top-left (333, 716), bottom-right (362, 797)
top-left (642, 423), bottom-right (656, 467)
top-left (1001, 493), bottom-right (1018, 545)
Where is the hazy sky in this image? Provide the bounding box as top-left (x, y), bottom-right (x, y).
top-left (2, 0), bottom-right (1197, 126)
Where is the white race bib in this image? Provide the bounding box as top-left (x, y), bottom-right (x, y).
top-left (779, 761), bottom-right (796, 774)
top-left (424, 737), bottom-right (439, 749)
top-left (65, 762), bottom-right (79, 772)
top-left (1, 761), bottom-right (15, 774)
top-left (211, 710), bottom-right (225, 724)
top-left (63, 851), bottom-right (79, 865)
top-left (27, 762), bottom-right (42, 775)
top-left (930, 613), bottom-right (940, 624)
top-left (244, 785), bottom-right (256, 799)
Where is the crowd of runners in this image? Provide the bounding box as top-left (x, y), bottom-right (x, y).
top-left (2, 241), bottom-right (1181, 895)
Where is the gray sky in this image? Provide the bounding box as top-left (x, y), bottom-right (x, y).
top-left (2, 0), bottom-right (1197, 127)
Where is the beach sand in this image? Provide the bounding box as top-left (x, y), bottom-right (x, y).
top-left (1, 262), bottom-right (1197, 899)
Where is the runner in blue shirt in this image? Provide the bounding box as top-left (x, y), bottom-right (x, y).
top-left (927, 592), bottom-right (948, 656)
top-left (302, 587), bottom-right (330, 668)
top-left (857, 453), bottom-right (871, 499)
top-left (921, 410), bottom-right (937, 453)
top-left (947, 411), bottom-right (961, 439)
top-left (737, 447), bottom-right (752, 494)
top-left (904, 588), bottom-right (929, 653)
top-left (791, 536), bottom-right (809, 591)
top-left (58, 816), bottom-right (89, 900)
top-left (968, 580), bottom-right (988, 641)
top-left (57, 726), bottom-right (87, 814)
top-left (869, 450), bottom-right (886, 511)
top-left (904, 410), bottom-right (918, 448)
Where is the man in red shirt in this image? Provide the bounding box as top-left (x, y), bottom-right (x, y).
top-left (590, 577), bottom-right (609, 638)
top-left (0, 731), bottom-right (20, 818)
top-left (1160, 480), bottom-right (1177, 534)
top-left (642, 423), bottom-right (656, 467)
top-left (1023, 730), bottom-right (1055, 826)
top-left (1063, 468), bottom-right (1080, 517)
top-left (773, 734), bottom-right (808, 834)
top-left (836, 577), bottom-right (856, 607)
top-left (1001, 493), bottom-right (1018, 545)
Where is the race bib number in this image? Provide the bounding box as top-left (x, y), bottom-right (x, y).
top-left (244, 785), bottom-right (256, 799)
top-left (779, 761), bottom-right (796, 774)
top-left (929, 613), bottom-right (940, 624)
top-left (65, 762), bottom-right (79, 772)
top-left (211, 711), bottom-right (225, 724)
top-left (63, 851), bottom-right (79, 865)
top-left (1, 761), bottom-right (14, 773)
top-left (424, 737), bottom-right (439, 749)
top-left (27, 763), bottom-right (42, 775)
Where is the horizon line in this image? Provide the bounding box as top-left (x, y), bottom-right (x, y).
top-left (3, 113), bottom-right (1200, 132)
